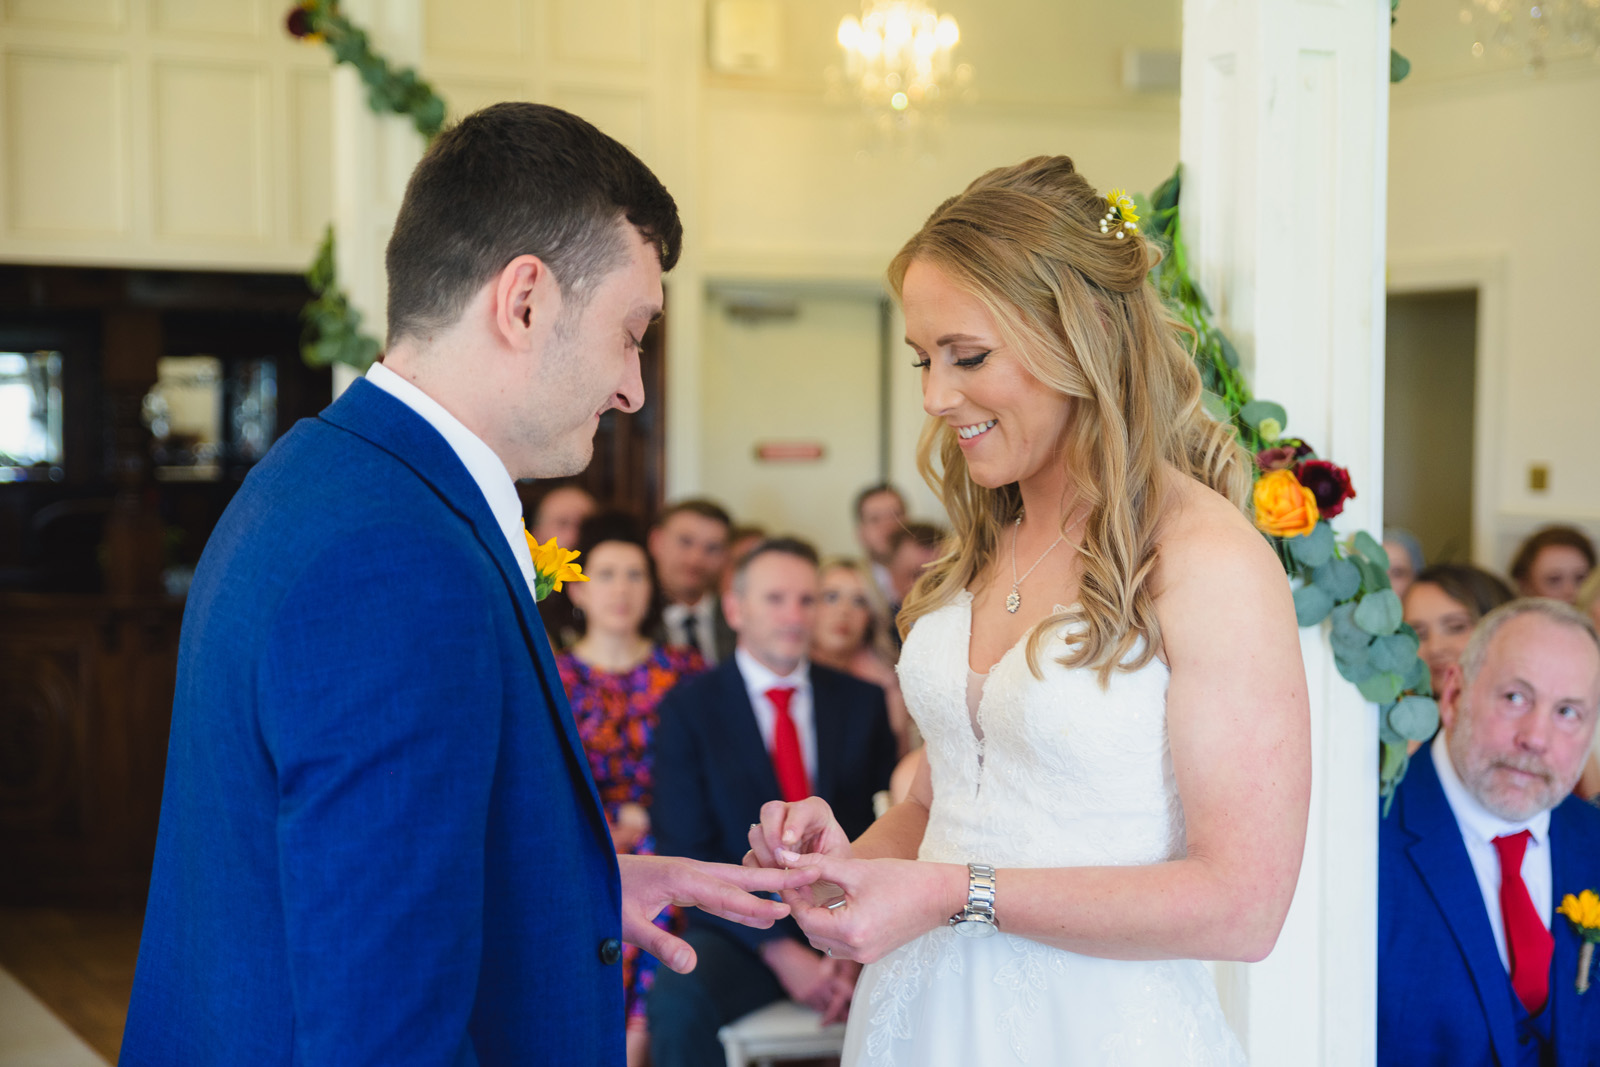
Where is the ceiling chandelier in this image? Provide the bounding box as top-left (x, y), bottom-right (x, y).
top-left (1459, 0), bottom-right (1600, 72)
top-left (834, 1), bottom-right (972, 127)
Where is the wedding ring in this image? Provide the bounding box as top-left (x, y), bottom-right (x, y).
top-left (827, 898), bottom-right (849, 911)
top-left (826, 947), bottom-right (834, 958)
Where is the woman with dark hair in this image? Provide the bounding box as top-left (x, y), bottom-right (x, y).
top-left (1509, 524), bottom-right (1596, 603)
top-left (1403, 562), bottom-right (1516, 700)
top-left (556, 512), bottom-right (706, 1066)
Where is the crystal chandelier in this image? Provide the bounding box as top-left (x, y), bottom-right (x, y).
top-left (834, 1), bottom-right (972, 123)
top-left (1459, 0), bottom-right (1600, 73)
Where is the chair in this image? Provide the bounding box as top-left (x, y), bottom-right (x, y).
top-left (717, 998), bottom-right (848, 1067)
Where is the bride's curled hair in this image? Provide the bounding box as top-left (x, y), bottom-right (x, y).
top-left (893, 156), bottom-right (1252, 684)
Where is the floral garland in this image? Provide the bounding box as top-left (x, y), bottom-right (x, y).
top-left (1137, 168), bottom-right (1434, 803)
top-left (286, 0), bottom-right (446, 370)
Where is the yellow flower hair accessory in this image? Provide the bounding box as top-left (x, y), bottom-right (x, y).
top-left (1557, 889), bottom-right (1600, 993)
top-left (523, 528), bottom-right (588, 602)
top-left (1100, 188), bottom-right (1141, 241)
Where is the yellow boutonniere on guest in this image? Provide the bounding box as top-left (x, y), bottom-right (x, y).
top-left (1558, 889), bottom-right (1600, 993)
top-left (524, 529), bottom-right (588, 602)
top-left (1252, 468), bottom-right (1320, 539)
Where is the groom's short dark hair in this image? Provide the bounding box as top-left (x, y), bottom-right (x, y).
top-left (385, 102), bottom-right (681, 347)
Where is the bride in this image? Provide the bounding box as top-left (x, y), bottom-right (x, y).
top-left (747, 156), bottom-right (1311, 1064)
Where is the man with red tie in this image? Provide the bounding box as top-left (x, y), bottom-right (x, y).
top-left (1380, 598), bottom-right (1600, 1066)
top-left (650, 537), bottom-right (899, 1067)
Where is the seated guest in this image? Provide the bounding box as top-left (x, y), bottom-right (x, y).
top-left (556, 513), bottom-right (707, 1067)
top-left (649, 498), bottom-right (736, 664)
top-left (884, 520), bottom-right (945, 613)
top-left (853, 483), bottom-right (908, 603)
top-left (527, 482), bottom-right (596, 649)
top-left (1384, 527), bottom-right (1426, 601)
top-left (1510, 525), bottom-right (1596, 604)
top-left (1404, 563), bottom-right (1516, 699)
top-left (649, 539), bottom-right (898, 1067)
top-left (1379, 600), bottom-right (1600, 1065)
top-left (1575, 569), bottom-right (1600, 802)
top-left (810, 557), bottom-right (911, 755)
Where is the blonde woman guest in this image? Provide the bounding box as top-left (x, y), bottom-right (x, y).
top-left (747, 157), bottom-right (1310, 1065)
top-left (810, 558), bottom-right (912, 755)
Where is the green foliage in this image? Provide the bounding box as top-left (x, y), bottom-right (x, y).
top-left (300, 226), bottom-right (381, 371)
top-left (1391, 1), bottom-right (1411, 84)
top-left (1293, 584), bottom-right (1335, 627)
top-left (304, 1), bottom-right (447, 139)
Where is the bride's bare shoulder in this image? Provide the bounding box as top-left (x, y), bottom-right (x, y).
top-left (1153, 466), bottom-right (1283, 597)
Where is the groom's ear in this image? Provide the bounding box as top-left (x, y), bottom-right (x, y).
top-left (490, 254), bottom-right (562, 351)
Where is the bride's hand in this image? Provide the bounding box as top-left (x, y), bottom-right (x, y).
top-left (744, 797), bottom-right (853, 871)
top-left (777, 850), bottom-right (963, 965)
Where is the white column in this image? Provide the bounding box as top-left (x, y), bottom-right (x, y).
top-left (328, 0), bottom-right (427, 395)
top-left (1179, 2), bottom-right (1390, 1064)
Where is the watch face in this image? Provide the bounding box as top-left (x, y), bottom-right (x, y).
top-left (953, 918), bottom-right (997, 938)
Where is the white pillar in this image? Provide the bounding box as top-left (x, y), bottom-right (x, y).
top-left (1179, 2), bottom-right (1390, 1064)
top-left (328, 0), bottom-right (426, 396)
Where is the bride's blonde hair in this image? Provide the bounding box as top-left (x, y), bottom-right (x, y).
top-left (893, 156), bottom-right (1251, 684)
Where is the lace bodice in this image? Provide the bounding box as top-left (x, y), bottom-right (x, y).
top-left (902, 590), bottom-right (1187, 871)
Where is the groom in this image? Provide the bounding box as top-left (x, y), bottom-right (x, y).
top-left (121, 103), bottom-right (812, 1066)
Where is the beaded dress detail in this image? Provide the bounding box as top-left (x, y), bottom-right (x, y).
top-left (840, 590), bottom-right (1246, 1066)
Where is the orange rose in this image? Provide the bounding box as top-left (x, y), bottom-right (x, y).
top-left (1253, 468), bottom-right (1320, 538)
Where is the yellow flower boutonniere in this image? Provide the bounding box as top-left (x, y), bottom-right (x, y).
top-left (524, 529), bottom-right (588, 602)
top-left (1557, 889), bottom-right (1600, 993)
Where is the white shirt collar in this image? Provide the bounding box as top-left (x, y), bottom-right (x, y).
top-left (734, 646), bottom-right (809, 694)
top-left (1431, 732), bottom-right (1550, 848)
top-left (364, 362), bottom-right (536, 593)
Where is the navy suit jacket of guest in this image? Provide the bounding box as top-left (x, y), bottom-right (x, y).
top-left (652, 658), bottom-right (898, 951)
top-left (1379, 748), bottom-right (1600, 1066)
top-left (122, 380), bottom-right (624, 1066)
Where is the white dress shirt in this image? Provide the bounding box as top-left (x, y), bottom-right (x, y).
top-left (733, 647), bottom-right (817, 782)
top-left (1430, 733), bottom-right (1553, 972)
top-left (365, 362), bottom-right (538, 601)
top-left (662, 595), bottom-right (720, 665)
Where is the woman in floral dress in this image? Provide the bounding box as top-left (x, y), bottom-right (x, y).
top-left (557, 512), bottom-right (706, 1066)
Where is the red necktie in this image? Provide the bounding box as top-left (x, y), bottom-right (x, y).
top-left (765, 686), bottom-right (809, 803)
top-left (1492, 830), bottom-right (1553, 1014)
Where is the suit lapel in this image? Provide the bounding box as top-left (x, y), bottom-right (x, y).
top-left (719, 663), bottom-right (782, 804)
top-left (1401, 754), bottom-right (1521, 1067)
top-left (318, 380), bottom-right (608, 830)
top-left (810, 668), bottom-right (842, 803)
top-left (1548, 800), bottom-right (1600, 1066)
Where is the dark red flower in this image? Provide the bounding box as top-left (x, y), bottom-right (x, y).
top-left (286, 5), bottom-right (315, 38)
top-left (1295, 459), bottom-right (1356, 518)
top-left (1256, 446), bottom-right (1298, 471)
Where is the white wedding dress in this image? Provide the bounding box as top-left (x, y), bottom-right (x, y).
top-left (840, 590), bottom-right (1246, 1066)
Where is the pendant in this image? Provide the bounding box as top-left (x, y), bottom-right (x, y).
top-left (1005, 589), bottom-right (1021, 613)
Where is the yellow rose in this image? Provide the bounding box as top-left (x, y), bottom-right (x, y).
top-left (1253, 468), bottom-right (1320, 539)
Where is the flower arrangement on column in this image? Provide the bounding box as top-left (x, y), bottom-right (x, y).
top-left (1139, 168), bottom-right (1434, 803)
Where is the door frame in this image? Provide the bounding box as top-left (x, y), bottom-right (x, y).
top-left (1385, 252), bottom-right (1507, 568)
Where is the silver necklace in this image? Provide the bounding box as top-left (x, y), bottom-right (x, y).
top-left (1007, 515), bottom-right (1066, 614)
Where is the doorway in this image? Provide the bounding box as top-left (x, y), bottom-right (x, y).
top-left (1383, 289), bottom-right (1478, 565)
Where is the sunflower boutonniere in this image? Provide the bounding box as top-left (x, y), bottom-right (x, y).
top-left (523, 529), bottom-right (588, 602)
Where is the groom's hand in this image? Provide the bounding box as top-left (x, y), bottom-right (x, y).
top-left (618, 854), bottom-right (819, 974)
top-left (745, 797), bottom-right (853, 871)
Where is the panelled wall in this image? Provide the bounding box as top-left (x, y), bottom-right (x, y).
top-left (0, 0), bottom-right (331, 269)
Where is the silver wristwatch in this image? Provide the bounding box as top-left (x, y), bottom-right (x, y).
top-left (949, 862), bottom-right (997, 937)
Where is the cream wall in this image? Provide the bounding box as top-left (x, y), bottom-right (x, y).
top-left (1387, 16), bottom-right (1600, 569)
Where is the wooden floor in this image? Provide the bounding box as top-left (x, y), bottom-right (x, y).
top-left (0, 905), bottom-right (143, 1064)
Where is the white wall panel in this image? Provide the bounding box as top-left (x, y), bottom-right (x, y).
top-left (424, 0), bottom-right (523, 63)
top-left (551, 0), bottom-right (645, 68)
top-left (2, 0), bottom-right (125, 30)
top-left (152, 0), bottom-right (261, 39)
top-left (4, 51), bottom-right (127, 236)
top-left (153, 61), bottom-right (267, 240)
top-left (289, 67), bottom-right (331, 245)
top-left (433, 77), bottom-right (530, 123)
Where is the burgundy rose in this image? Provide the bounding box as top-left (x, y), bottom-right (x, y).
top-left (286, 5), bottom-right (315, 38)
top-left (1256, 446), bottom-right (1298, 471)
top-left (1295, 459), bottom-right (1356, 518)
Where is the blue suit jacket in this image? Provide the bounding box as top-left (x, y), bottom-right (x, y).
top-left (652, 658), bottom-right (898, 951)
top-left (1379, 748), bottom-right (1600, 1066)
top-left (122, 381), bottom-right (624, 1066)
